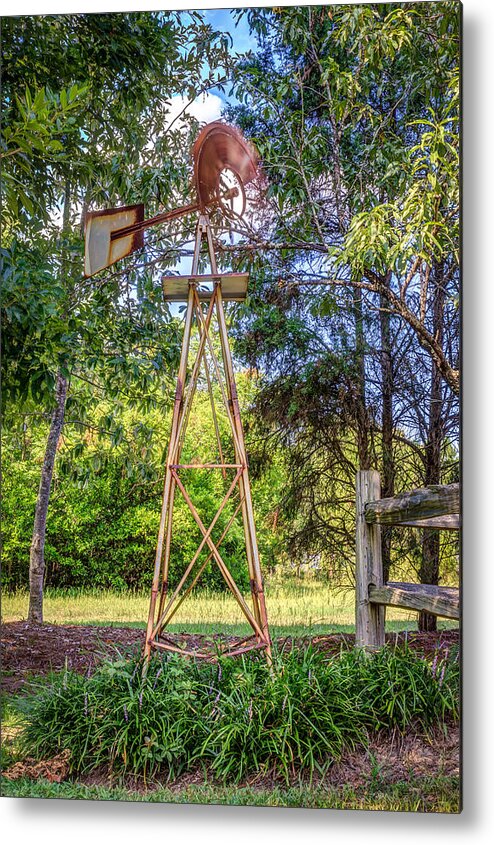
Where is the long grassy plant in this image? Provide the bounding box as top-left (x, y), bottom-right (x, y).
top-left (17, 644), bottom-right (459, 784)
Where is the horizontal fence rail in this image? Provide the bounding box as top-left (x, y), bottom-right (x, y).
top-left (355, 470), bottom-right (460, 650)
top-left (368, 582), bottom-right (459, 621)
top-left (364, 483), bottom-right (460, 529)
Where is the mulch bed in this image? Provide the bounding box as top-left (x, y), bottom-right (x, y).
top-left (3, 722), bottom-right (460, 793)
top-left (0, 621), bottom-right (459, 695)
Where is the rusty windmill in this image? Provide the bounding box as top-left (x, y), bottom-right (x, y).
top-left (84, 123), bottom-right (271, 663)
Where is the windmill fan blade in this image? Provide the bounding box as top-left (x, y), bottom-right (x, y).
top-left (84, 204), bottom-right (144, 277)
top-left (192, 122), bottom-right (259, 210)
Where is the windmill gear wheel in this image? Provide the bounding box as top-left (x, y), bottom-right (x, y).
top-left (192, 122), bottom-right (259, 212)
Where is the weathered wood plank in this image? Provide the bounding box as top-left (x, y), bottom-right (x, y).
top-left (398, 514), bottom-right (460, 530)
top-left (365, 483), bottom-right (460, 526)
top-left (355, 471), bottom-right (385, 650)
top-left (368, 581), bottom-right (460, 620)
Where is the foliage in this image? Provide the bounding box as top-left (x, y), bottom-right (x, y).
top-left (1, 7), bottom-right (461, 620)
top-left (222, 2), bottom-right (460, 592)
top-left (18, 644), bottom-right (459, 784)
top-left (0, 81), bottom-right (87, 228)
top-left (1, 11), bottom-right (231, 406)
top-left (1, 371), bottom-right (285, 592)
top-left (2, 10), bottom-right (242, 623)
top-left (1, 367), bottom-right (459, 592)
top-left (1, 12), bottom-right (229, 230)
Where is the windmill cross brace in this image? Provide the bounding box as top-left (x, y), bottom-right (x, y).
top-left (143, 215), bottom-right (272, 663)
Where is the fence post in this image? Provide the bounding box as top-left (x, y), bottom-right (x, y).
top-left (355, 470), bottom-right (385, 650)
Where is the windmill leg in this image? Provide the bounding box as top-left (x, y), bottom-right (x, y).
top-left (215, 283), bottom-right (272, 662)
top-left (156, 298), bottom-right (216, 624)
top-left (144, 284), bottom-right (195, 660)
top-left (191, 286), bottom-right (262, 632)
top-left (156, 477), bottom-right (176, 623)
top-left (147, 280), bottom-right (216, 655)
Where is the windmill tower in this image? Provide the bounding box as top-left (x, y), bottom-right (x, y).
top-left (84, 123), bottom-right (271, 663)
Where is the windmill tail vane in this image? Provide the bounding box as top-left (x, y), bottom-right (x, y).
top-left (83, 122), bottom-right (272, 664)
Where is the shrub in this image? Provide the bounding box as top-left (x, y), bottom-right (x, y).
top-left (18, 644), bottom-right (459, 784)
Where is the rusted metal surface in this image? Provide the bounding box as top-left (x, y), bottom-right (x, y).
top-left (192, 122), bottom-right (258, 211)
top-left (161, 214), bottom-right (249, 303)
top-left (144, 284), bottom-right (196, 660)
top-left (150, 637), bottom-right (268, 661)
top-left (157, 500), bottom-right (244, 631)
top-left (171, 469), bottom-right (265, 638)
top-left (145, 210), bottom-right (271, 664)
top-left (150, 467), bottom-right (244, 642)
top-left (84, 121), bottom-right (257, 278)
top-left (170, 464), bottom-right (242, 469)
top-left (139, 125), bottom-right (269, 665)
top-left (107, 187), bottom-right (237, 246)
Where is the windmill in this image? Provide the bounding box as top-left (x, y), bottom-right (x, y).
top-left (84, 123), bottom-right (271, 663)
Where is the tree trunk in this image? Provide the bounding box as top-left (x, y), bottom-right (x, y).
top-left (28, 370), bottom-right (67, 622)
top-left (354, 287), bottom-right (370, 470)
top-left (379, 279), bottom-right (395, 582)
top-left (28, 179), bottom-right (72, 623)
top-left (419, 261), bottom-right (445, 632)
top-left (419, 530), bottom-right (440, 631)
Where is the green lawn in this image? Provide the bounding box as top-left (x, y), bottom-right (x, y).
top-left (2, 582), bottom-right (458, 636)
top-left (1, 775), bottom-right (460, 812)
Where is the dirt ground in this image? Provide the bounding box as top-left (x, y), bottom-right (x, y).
top-left (0, 621), bottom-right (459, 694)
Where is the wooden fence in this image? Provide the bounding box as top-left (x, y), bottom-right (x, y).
top-left (355, 470), bottom-right (460, 650)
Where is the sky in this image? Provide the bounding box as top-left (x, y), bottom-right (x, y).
top-left (164, 8), bottom-right (256, 128)
top-left (204, 7), bottom-right (255, 53)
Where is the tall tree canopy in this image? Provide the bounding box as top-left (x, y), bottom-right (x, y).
top-left (1, 6), bottom-right (460, 632)
top-left (1, 10), bottom-right (231, 620)
top-left (223, 2), bottom-right (459, 620)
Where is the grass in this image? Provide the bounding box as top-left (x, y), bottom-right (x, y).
top-left (2, 582), bottom-right (458, 636)
top-left (1, 694), bottom-right (22, 772)
top-left (0, 774), bottom-right (461, 812)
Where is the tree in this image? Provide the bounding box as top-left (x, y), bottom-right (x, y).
top-left (2, 366), bottom-right (286, 593)
top-left (1, 11), bottom-right (231, 621)
top-left (223, 3), bottom-right (459, 612)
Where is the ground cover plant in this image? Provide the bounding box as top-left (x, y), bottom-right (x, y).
top-left (1, 609), bottom-right (460, 810)
top-left (11, 643), bottom-right (459, 787)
